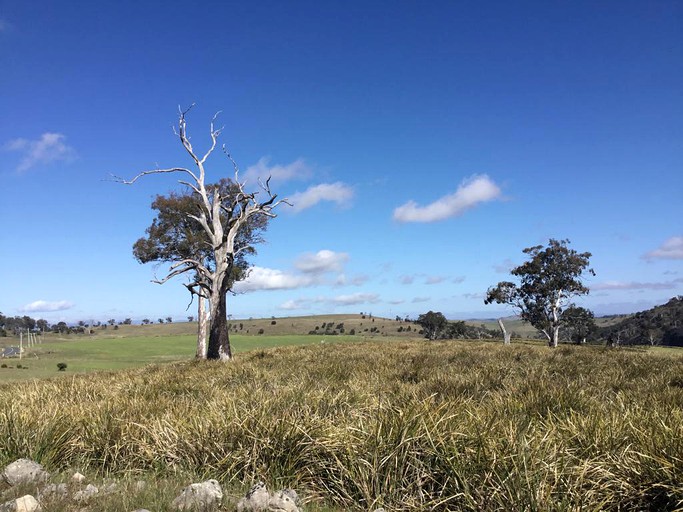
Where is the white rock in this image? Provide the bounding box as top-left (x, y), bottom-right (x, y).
top-left (236, 482), bottom-right (269, 512)
top-left (73, 484), bottom-right (99, 502)
top-left (268, 489), bottom-right (300, 512)
top-left (37, 483), bottom-right (68, 500)
top-left (71, 472), bottom-right (86, 483)
top-left (172, 479), bottom-right (223, 511)
top-left (14, 496), bottom-right (40, 512)
top-left (2, 459), bottom-right (50, 486)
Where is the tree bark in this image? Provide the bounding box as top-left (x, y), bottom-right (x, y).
top-left (195, 295), bottom-right (208, 359)
top-left (207, 289), bottom-right (231, 360)
top-left (497, 318), bottom-right (511, 345)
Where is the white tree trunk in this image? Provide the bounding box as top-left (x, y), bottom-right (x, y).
top-left (497, 318), bottom-right (511, 345)
top-left (196, 295), bottom-right (208, 359)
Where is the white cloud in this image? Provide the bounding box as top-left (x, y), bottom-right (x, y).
top-left (335, 274), bottom-right (370, 286)
top-left (290, 182), bottom-right (354, 212)
top-left (593, 278), bottom-right (683, 291)
top-left (233, 267), bottom-right (315, 293)
top-left (5, 132), bottom-right (76, 172)
top-left (452, 276), bottom-right (466, 284)
top-left (400, 275), bottom-right (415, 285)
top-left (388, 299), bottom-right (405, 305)
top-left (462, 292), bottom-right (485, 300)
top-left (279, 299), bottom-right (310, 310)
top-left (412, 296), bottom-right (431, 303)
top-left (425, 275), bottom-right (447, 285)
top-left (295, 250), bottom-right (349, 274)
top-left (642, 236), bottom-right (683, 261)
top-left (20, 300), bottom-right (74, 313)
top-left (393, 174), bottom-right (502, 223)
top-left (328, 293), bottom-right (380, 306)
top-left (242, 157), bottom-right (312, 185)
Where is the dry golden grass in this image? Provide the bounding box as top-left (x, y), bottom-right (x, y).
top-left (0, 340), bottom-right (681, 511)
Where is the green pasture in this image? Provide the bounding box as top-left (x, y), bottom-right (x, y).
top-left (0, 333), bottom-right (362, 382)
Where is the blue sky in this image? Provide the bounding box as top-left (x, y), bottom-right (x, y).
top-left (1, 1), bottom-right (681, 324)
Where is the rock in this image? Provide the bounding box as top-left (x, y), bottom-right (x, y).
top-left (73, 483), bottom-right (99, 502)
top-left (131, 510), bottom-right (151, 512)
top-left (278, 489), bottom-right (299, 505)
top-left (236, 482), bottom-right (269, 512)
top-left (171, 479), bottom-right (223, 510)
top-left (14, 496), bottom-right (40, 512)
top-left (71, 472), bottom-right (86, 483)
top-left (0, 495), bottom-right (41, 512)
top-left (2, 459), bottom-right (50, 486)
top-left (37, 483), bottom-right (68, 500)
top-left (268, 490), bottom-right (300, 512)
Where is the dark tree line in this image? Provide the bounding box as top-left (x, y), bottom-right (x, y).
top-left (598, 296), bottom-right (683, 347)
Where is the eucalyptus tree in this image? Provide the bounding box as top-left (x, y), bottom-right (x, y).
top-left (133, 182), bottom-right (267, 358)
top-left (485, 239), bottom-right (594, 348)
top-left (562, 305), bottom-right (597, 344)
top-left (416, 311), bottom-right (448, 340)
top-left (116, 106), bottom-right (287, 360)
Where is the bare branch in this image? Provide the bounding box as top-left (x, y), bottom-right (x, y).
top-left (110, 167), bottom-right (200, 186)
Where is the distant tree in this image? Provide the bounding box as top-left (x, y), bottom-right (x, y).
top-left (485, 239), bottom-right (594, 348)
top-left (36, 319), bottom-right (49, 332)
top-left (57, 362), bottom-right (67, 371)
top-left (142, 318), bottom-right (150, 325)
top-left (166, 317), bottom-right (173, 323)
top-left (416, 311), bottom-right (448, 340)
top-left (108, 319), bottom-right (116, 326)
top-left (563, 306), bottom-right (597, 344)
top-left (123, 318), bottom-right (132, 325)
top-left (158, 318), bottom-right (164, 324)
top-left (188, 316), bottom-right (195, 322)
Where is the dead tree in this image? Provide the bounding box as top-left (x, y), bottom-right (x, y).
top-left (115, 106), bottom-right (288, 360)
top-left (497, 318), bottom-right (511, 345)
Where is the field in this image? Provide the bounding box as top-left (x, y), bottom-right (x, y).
top-left (0, 315), bottom-right (412, 382)
top-left (0, 327), bottom-right (681, 511)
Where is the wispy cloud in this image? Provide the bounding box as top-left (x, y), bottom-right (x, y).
top-left (233, 267), bottom-right (316, 293)
top-left (241, 157), bottom-right (312, 185)
top-left (290, 182), bottom-right (354, 212)
top-left (393, 174), bottom-right (502, 223)
top-left (493, 258), bottom-right (515, 273)
top-left (20, 300), bottom-right (74, 313)
top-left (462, 292), bottom-right (485, 300)
top-left (425, 275), bottom-right (447, 285)
top-left (295, 250), bottom-right (349, 274)
top-left (593, 278), bottom-right (683, 291)
top-left (4, 133), bottom-right (76, 172)
top-left (279, 299), bottom-right (310, 310)
top-left (399, 275), bottom-right (415, 285)
top-left (452, 276), bottom-right (466, 284)
top-left (411, 296), bottom-right (431, 303)
top-left (328, 293), bottom-right (380, 306)
top-left (335, 274), bottom-right (370, 286)
top-left (642, 236), bottom-right (683, 261)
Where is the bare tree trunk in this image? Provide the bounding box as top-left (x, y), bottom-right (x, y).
top-left (550, 325), bottom-right (560, 348)
top-left (497, 318), bottom-right (511, 345)
top-left (196, 295), bottom-right (208, 359)
top-left (207, 289), bottom-right (231, 360)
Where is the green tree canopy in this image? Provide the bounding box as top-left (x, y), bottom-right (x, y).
top-left (485, 239), bottom-right (595, 347)
top-left (416, 311), bottom-right (448, 340)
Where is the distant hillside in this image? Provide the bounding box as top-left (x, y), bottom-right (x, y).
top-left (598, 296), bottom-right (683, 347)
